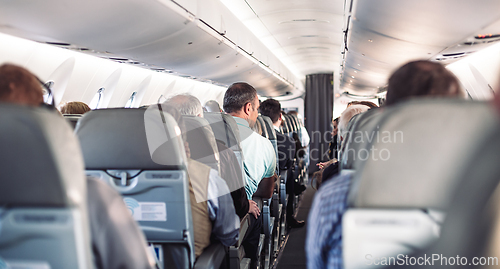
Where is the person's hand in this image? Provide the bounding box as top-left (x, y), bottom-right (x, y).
top-left (248, 199), bottom-right (260, 219)
top-left (317, 162), bottom-right (328, 169)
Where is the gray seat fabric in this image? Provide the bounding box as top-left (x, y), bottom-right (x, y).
top-left (340, 108), bottom-right (384, 170)
top-left (203, 112), bottom-right (245, 183)
top-left (260, 116), bottom-right (277, 141)
top-left (349, 99), bottom-right (498, 210)
top-left (63, 114), bottom-right (83, 129)
top-left (203, 112), bottom-right (242, 152)
top-left (0, 104), bottom-right (92, 269)
top-left (182, 115), bottom-right (220, 173)
top-left (343, 99), bottom-right (498, 269)
top-left (385, 110), bottom-right (500, 268)
top-left (76, 107), bottom-right (194, 268)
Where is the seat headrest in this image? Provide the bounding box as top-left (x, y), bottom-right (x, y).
top-left (257, 116), bottom-right (268, 138)
top-left (281, 115), bottom-right (290, 133)
top-left (287, 114), bottom-right (298, 132)
top-left (260, 115), bottom-right (277, 140)
top-left (182, 115), bottom-right (219, 169)
top-left (0, 104), bottom-right (86, 207)
top-left (340, 108), bottom-right (384, 170)
top-left (349, 99), bottom-right (499, 210)
top-left (63, 114), bottom-right (83, 129)
top-left (203, 112), bottom-right (242, 152)
top-left (76, 107), bottom-right (187, 170)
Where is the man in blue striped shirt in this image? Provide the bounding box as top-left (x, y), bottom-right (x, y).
top-left (306, 173), bottom-right (352, 269)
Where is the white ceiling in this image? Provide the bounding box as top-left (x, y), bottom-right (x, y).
top-left (219, 0), bottom-right (344, 79)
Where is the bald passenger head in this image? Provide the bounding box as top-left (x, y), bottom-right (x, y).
top-left (0, 64), bottom-right (44, 106)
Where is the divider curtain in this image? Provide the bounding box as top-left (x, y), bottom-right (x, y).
top-left (305, 73), bottom-right (334, 173)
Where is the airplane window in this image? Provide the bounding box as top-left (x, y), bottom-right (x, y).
top-left (125, 92), bottom-right (137, 108)
top-left (89, 87), bottom-right (105, 109)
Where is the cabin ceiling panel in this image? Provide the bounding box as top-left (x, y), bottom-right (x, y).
top-left (245, 0), bottom-right (343, 16)
top-left (220, 0), bottom-right (344, 78)
top-left (353, 0), bottom-right (500, 47)
top-left (342, 0), bottom-right (500, 95)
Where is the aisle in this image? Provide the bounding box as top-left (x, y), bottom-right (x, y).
top-left (276, 186), bottom-right (316, 269)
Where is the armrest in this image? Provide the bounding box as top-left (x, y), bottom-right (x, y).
top-left (194, 242), bottom-right (226, 269)
top-left (237, 214), bottom-right (250, 248)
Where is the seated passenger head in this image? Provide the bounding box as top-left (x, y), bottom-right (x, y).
top-left (259, 98), bottom-right (282, 126)
top-left (332, 117), bottom-right (339, 136)
top-left (338, 105), bottom-right (370, 140)
top-left (204, 100), bottom-right (222, 112)
top-left (385, 60), bottom-right (462, 106)
top-left (59, 101), bottom-right (91, 115)
top-left (164, 94), bottom-right (203, 117)
top-left (347, 100), bottom-right (379, 108)
top-left (223, 82), bottom-right (259, 128)
top-left (0, 63), bottom-right (43, 106)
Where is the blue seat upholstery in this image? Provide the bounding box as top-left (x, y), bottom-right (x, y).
top-left (76, 107), bottom-right (194, 269)
top-left (0, 104), bottom-right (93, 269)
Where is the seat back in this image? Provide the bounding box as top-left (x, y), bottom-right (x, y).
top-left (182, 115), bottom-right (220, 173)
top-left (339, 108), bottom-right (384, 170)
top-left (402, 117), bottom-right (500, 267)
top-left (260, 116), bottom-right (278, 168)
top-left (281, 114), bottom-right (290, 134)
top-left (343, 99), bottom-right (498, 269)
top-left (0, 104), bottom-right (92, 269)
top-left (203, 112), bottom-right (245, 184)
top-left (75, 107), bottom-right (194, 268)
top-left (255, 116), bottom-right (267, 138)
top-left (63, 114), bottom-right (83, 129)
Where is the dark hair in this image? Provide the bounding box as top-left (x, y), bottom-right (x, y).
top-left (223, 82), bottom-right (257, 113)
top-left (0, 63), bottom-right (41, 102)
top-left (333, 117), bottom-right (339, 123)
top-left (385, 60), bottom-right (461, 106)
top-left (259, 99), bottom-right (282, 123)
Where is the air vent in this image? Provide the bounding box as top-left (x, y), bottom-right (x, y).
top-left (45, 42), bottom-right (71, 46)
top-left (109, 57), bottom-right (129, 61)
top-left (435, 51), bottom-right (473, 61)
top-left (442, 52), bottom-right (466, 57)
top-left (475, 34), bottom-right (500, 39)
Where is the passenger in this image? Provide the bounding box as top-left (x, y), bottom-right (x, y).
top-left (0, 63), bottom-right (155, 269)
top-left (158, 103), bottom-right (239, 258)
top-left (223, 82), bottom-right (278, 269)
top-left (288, 110), bottom-right (311, 169)
top-left (164, 93), bottom-right (258, 220)
top-left (313, 105), bottom-right (370, 189)
top-left (306, 60), bottom-right (463, 269)
top-left (60, 101), bottom-right (91, 114)
top-left (204, 99), bottom-right (223, 112)
top-left (260, 99), bottom-right (305, 228)
top-left (346, 100), bottom-right (378, 108)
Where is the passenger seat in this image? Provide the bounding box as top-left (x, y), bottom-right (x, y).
top-left (0, 104), bottom-right (93, 269)
top-left (342, 99), bottom-right (499, 269)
